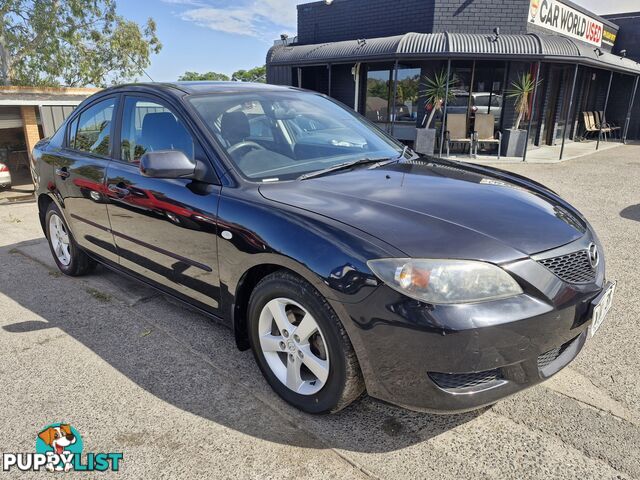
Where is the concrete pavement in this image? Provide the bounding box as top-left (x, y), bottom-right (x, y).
top-left (1, 145), bottom-right (640, 479)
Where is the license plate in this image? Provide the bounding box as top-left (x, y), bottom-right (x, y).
top-left (590, 282), bottom-right (616, 337)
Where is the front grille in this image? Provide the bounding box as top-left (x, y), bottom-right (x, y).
top-left (537, 336), bottom-right (577, 370)
top-left (538, 250), bottom-right (596, 284)
top-left (429, 369), bottom-right (502, 390)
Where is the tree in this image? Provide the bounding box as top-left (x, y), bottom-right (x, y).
top-left (0, 0), bottom-right (161, 87)
top-left (231, 65), bottom-right (266, 83)
top-left (178, 71), bottom-right (230, 81)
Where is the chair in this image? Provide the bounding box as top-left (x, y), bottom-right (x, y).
top-left (445, 114), bottom-right (473, 157)
top-left (582, 112), bottom-right (600, 139)
top-left (590, 111), bottom-right (611, 141)
top-left (473, 113), bottom-right (501, 159)
top-left (594, 111), bottom-right (620, 140)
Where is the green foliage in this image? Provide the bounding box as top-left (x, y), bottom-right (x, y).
top-left (367, 78), bottom-right (388, 100)
top-left (396, 75), bottom-right (419, 106)
top-left (0, 0), bottom-right (162, 87)
top-left (231, 65), bottom-right (266, 83)
top-left (179, 71), bottom-right (230, 81)
top-left (506, 72), bottom-right (540, 130)
top-left (420, 69), bottom-right (457, 128)
top-left (179, 65), bottom-right (267, 84)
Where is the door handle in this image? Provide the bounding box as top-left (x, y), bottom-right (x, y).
top-left (108, 183), bottom-right (130, 197)
top-left (55, 167), bottom-right (70, 179)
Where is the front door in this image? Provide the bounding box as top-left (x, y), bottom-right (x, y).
top-left (54, 96), bottom-right (119, 263)
top-left (105, 94), bottom-right (222, 313)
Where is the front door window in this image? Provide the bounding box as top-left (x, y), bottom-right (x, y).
top-left (120, 97), bottom-right (195, 164)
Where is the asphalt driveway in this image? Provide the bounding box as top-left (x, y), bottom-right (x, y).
top-left (1, 145), bottom-right (639, 479)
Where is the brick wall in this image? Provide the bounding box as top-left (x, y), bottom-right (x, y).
top-left (297, 0), bottom-right (534, 45)
top-left (20, 106), bottom-right (41, 158)
top-left (297, 0), bottom-right (435, 44)
top-left (433, 0), bottom-right (528, 34)
top-left (297, 0), bottom-right (617, 50)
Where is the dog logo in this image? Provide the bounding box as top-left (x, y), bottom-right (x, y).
top-left (36, 423), bottom-right (82, 472)
top-left (36, 423), bottom-right (83, 472)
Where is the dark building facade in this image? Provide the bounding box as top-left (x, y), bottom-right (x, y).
top-left (603, 11), bottom-right (640, 140)
top-left (267, 0), bottom-right (640, 158)
top-left (297, 0), bottom-right (620, 44)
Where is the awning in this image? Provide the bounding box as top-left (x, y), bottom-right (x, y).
top-left (268, 32), bottom-right (640, 75)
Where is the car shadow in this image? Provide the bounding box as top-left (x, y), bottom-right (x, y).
top-left (620, 204), bottom-right (640, 222)
top-left (1, 239), bottom-right (482, 453)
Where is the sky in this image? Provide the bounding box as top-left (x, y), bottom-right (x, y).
top-left (117, 0), bottom-right (640, 83)
top-left (117, 0), bottom-right (306, 82)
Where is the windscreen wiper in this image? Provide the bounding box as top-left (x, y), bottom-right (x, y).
top-left (298, 157), bottom-right (389, 180)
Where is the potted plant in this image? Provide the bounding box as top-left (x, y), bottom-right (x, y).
top-left (503, 72), bottom-right (539, 157)
top-left (414, 69), bottom-right (456, 155)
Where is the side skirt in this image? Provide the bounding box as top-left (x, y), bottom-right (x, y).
top-left (84, 250), bottom-right (231, 330)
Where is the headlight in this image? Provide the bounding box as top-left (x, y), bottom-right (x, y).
top-left (367, 258), bottom-right (522, 304)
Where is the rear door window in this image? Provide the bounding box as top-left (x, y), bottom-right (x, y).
top-left (69, 98), bottom-right (116, 157)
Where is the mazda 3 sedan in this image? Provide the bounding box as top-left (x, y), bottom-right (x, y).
top-left (32, 82), bottom-right (615, 414)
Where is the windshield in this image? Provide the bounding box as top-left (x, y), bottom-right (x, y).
top-left (189, 90), bottom-right (403, 182)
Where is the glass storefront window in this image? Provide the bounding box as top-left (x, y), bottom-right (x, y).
top-left (473, 61), bottom-right (506, 131)
top-left (365, 69), bottom-right (391, 123)
top-left (448, 61), bottom-right (473, 120)
top-left (365, 66), bottom-right (421, 125)
top-left (394, 67), bottom-right (421, 123)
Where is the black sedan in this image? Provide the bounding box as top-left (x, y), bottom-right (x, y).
top-left (32, 82), bottom-right (615, 414)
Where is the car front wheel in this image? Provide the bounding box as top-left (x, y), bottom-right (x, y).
top-left (248, 271), bottom-right (364, 414)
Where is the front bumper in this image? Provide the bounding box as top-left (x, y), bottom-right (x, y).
top-left (339, 237), bottom-right (607, 413)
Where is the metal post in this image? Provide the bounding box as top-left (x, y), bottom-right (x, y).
top-left (327, 64), bottom-right (332, 97)
top-left (522, 61), bottom-right (541, 163)
top-left (498, 61), bottom-right (510, 132)
top-left (596, 70), bottom-right (614, 150)
top-left (623, 75), bottom-right (639, 144)
top-left (559, 64), bottom-right (579, 160)
top-left (439, 59), bottom-right (452, 157)
top-left (390, 60), bottom-right (399, 136)
top-left (467, 60), bottom-right (476, 132)
top-left (353, 63), bottom-right (361, 112)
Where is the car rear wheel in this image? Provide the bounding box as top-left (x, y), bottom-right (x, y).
top-left (248, 271), bottom-right (364, 414)
top-left (45, 203), bottom-right (95, 276)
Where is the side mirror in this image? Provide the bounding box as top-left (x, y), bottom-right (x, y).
top-left (139, 150), bottom-right (196, 179)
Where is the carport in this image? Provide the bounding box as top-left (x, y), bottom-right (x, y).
top-left (0, 86), bottom-right (97, 188)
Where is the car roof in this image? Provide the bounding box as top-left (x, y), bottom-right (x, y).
top-left (101, 81), bottom-right (298, 96)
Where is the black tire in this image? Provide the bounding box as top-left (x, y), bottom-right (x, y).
top-left (45, 202), bottom-right (95, 276)
top-left (248, 270), bottom-right (365, 414)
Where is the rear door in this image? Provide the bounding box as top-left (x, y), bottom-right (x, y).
top-left (105, 94), bottom-right (222, 313)
top-left (54, 96), bottom-right (119, 263)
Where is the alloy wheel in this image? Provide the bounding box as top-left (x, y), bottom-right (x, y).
top-left (49, 214), bottom-right (71, 266)
top-left (258, 297), bottom-right (330, 395)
